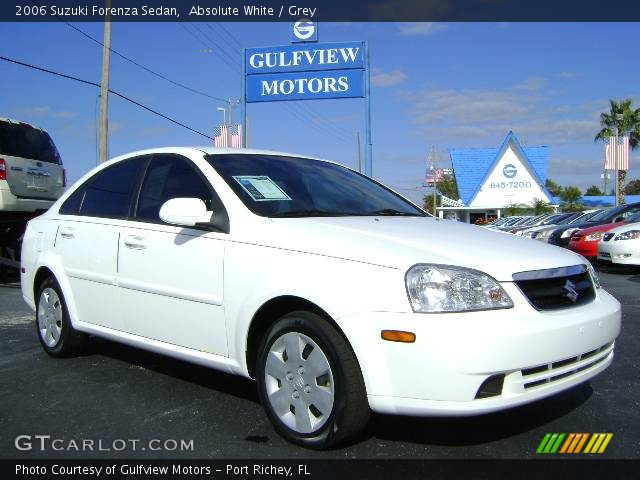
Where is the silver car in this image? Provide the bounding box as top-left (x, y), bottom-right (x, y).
top-left (0, 117), bottom-right (65, 213)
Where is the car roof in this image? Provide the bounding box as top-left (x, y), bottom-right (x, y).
top-left (0, 117), bottom-right (45, 131)
top-left (110, 147), bottom-right (322, 163)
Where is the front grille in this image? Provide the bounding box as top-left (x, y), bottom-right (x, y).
top-left (521, 342), bottom-right (613, 389)
top-left (513, 265), bottom-right (595, 310)
top-left (599, 251), bottom-right (611, 259)
top-left (603, 233), bottom-right (615, 242)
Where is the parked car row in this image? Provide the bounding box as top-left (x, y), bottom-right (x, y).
top-left (484, 201), bottom-right (640, 267)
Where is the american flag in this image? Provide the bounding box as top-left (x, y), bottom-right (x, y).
top-left (213, 124), bottom-right (243, 148)
top-left (604, 136), bottom-right (630, 170)
top-left (423, 166), bottom-right (444, 186)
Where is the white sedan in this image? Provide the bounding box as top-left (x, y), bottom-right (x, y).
top-left (598, 221), bottom-right (640, 265)
top-left (20, 148), bottom-right (621, 448)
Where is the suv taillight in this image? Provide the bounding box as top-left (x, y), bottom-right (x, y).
top-left (63, 168), bottom-right (67, 187)
top-left (0, 158), bottom-right (6, 181)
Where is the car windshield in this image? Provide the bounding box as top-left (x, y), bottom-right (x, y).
top-left (570, 210), bottom-right (601, 223)
top-left (624, 212), bottom-right (640, 223)
top-left (586, 208), bottom-right (613, 222)
top-left (206, 154), bottom-right (426, 218)
top-left (557, 212), bottom-right (581, 225)
top-left (542, 213), bottom-right (570, 225)
top-left (0, 121), bottom-right (61, 164)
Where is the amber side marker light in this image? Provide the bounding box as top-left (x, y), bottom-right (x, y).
top-left (381, 330), bottom-right (416, 343)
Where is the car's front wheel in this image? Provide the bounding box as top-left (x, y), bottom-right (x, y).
top-left (256, 311), bottom-right (370, 449)
top-left (36, 276), bottom-right (87, 357)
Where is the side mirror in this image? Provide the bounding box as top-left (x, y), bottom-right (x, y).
top-left (159, 198), bottom-right (212, 227)
top-left (614, 216), bottom-right (624, 223)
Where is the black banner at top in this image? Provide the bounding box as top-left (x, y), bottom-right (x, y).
top-left (5, 0), bottom-right (640, 22)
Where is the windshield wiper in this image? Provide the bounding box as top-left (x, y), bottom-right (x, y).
top-left (271, 209), bottom-right (352, 218)
top-left (367, 208), bottom-right (424, 216)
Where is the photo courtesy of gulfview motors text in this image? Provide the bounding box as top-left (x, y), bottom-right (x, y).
top-left (0, 0), bottom-right (638, 479)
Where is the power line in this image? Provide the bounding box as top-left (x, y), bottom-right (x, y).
top-left (0, 55), bottom-right (213, 141)
top-left (29, 0), bottom-right (227, 103)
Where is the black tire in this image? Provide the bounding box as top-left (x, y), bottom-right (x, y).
top-left (256, 311), bottom-right (370, 449)
top-left (35, 276), bottom-right (87, 357)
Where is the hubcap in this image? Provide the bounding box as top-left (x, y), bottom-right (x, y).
top-left (264, 332), bottom-right (334, 434)
top-left (37, 288), bottom-right (63, 348)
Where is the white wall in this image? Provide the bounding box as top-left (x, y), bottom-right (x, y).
top-left (470, 144), bottom-right (550, 208)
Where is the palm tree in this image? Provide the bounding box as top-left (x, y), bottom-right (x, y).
top-left (594, 99), bottom-right (640, 204)
top-left (531, 198), bottom-right (554, 215)
top-left (559, 186), bottom-right (584, 212)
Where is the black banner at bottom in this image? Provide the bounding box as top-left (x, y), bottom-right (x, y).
top-left (2, 459), bottom-right (638, 480)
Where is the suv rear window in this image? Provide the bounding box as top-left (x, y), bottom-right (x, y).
top-left (0, 121), bottom-right (61, 164)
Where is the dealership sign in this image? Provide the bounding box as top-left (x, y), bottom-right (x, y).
top-left (241, 25), bottom-right (372, 176)
top-left (244, 41), bottom-right (366, 103)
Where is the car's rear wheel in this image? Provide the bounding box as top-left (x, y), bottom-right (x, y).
top-left (256, 311), bottom-right (370, 449)
top-left (36, 276), bottom-right (87, 357)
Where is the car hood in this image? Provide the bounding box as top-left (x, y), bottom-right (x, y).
top-left (265, 216), bottom-right (586, 281)
top-left (605, 221), bottom-right (640, 235)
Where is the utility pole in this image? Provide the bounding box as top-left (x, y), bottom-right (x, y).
top-left (98, 0), bottom-right (112, 164)
top-left (431, 146), bottom-right (437, 218)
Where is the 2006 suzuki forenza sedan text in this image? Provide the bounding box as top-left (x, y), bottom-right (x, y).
top-left (21, 148), bottom-right (621, 448)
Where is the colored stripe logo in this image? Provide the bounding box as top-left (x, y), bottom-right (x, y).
top-left (537, 433), bottom-right (613, 454)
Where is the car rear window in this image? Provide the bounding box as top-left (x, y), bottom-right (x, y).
top-left (0, 121), bottom-right (61, 164)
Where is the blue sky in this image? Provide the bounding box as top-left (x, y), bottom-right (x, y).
top-left (1, 21), bottom-right (637, 204)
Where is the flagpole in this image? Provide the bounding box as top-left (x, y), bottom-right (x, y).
top-left (614, 128), bottom-right (619, 207)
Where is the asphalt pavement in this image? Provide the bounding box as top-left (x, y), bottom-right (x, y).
top-left (1, 267), bottom-right (638, 459)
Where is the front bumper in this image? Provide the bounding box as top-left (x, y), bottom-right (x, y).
top-left (337, 284), bottom-right (621, 416)
top-left (598, 241), bottom-right (640, 265)
top-left (568, 240), bottom-right (599, 259)
top-left (0, 184), bottom-right (55, 212)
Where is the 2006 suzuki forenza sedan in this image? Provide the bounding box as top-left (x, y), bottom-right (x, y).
top-left (21, 148), bottom-right (621, 448)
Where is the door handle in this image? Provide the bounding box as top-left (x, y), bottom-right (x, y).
top-left (59, 227), bottom-right (75, 239)
top-left (123, 235), bottom-right (146, 250)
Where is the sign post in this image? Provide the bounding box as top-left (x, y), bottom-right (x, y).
top-left (364, 41), bottom-right (372, 177)
top-left (241, 47), bottom-right (247, 147)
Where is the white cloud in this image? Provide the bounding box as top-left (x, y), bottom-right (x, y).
top-left (404, 88), bottom-right (539, 124)
top-left (559, 71), bottom-right (581, 79)
top-left (23, 106), bottom-right (78, 119)
top-left (514, 76), bottom-right (547, 92)
top-left (397, 22), bottom-right (448, 36)
top-left (372, 69), bottom-right (408, 87)
top-left (400, 85), bottom-right (610, 148)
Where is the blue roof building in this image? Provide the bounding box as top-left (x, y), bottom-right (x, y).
top-left (441, 131), bottom-right (555, 223)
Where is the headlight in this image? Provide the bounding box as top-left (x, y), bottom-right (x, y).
top-left (585, 231), bottom-right (604, 242)
top-left (615, 230), bottom-right (640, 241)
top-left (561, 228), bottom-right (579, 238)
top-left (537, 230), bottom-right (550, 239)
top-left (586, 262), bottom-right (601, 289)
top-left (405, 264), bottom-right (513, 313)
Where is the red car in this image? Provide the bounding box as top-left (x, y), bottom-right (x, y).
top-left (568, 221), bottom-right (625, 259)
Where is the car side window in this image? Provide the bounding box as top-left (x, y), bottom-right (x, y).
top-left (59, 186), bottom-right (85, 215)
top-left (136, 155), bottom-right (214, 223)
top-left (77, 157), bottom-right (146, 218)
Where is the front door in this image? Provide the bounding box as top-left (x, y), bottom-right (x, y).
top-left (116, 154), bottom-right (228, 355)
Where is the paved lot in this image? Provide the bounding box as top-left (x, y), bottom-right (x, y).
top-left (1, 267), bottom-right (638, 459)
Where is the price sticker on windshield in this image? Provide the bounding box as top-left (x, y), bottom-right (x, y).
top-left (233, 175), bottom-right (291, 201)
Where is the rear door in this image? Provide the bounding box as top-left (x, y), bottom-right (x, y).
top-left (55, 156), bottom-right (148, 331)
top-left (0, 120), bottom-right (64, 200)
